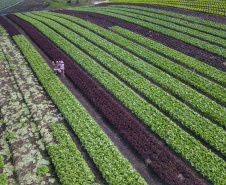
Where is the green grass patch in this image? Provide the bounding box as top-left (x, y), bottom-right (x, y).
top-left (6, 132), bottom-right (15, 141)
top-left (0, 173), bottom-right (8, 185)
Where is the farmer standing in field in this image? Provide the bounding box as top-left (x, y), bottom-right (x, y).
top-left (59, 60), bottom-right (65, 76)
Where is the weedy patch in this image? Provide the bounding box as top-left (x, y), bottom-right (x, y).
top-left (6, 132), bottom-right (16, 141)
top-left (0, 33), bottom-right (55, 184)
top-left (37, 165), bottom-right (50, 176)
top-left (0, 28), bottom-right (63, 184)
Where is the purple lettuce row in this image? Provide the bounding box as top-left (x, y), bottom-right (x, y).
top-left (7, 14), bottom-right (203, 185)
top-left (0, 15), bottom-right (21, 36)
top-left (53, 10), bottom-right (226, 71)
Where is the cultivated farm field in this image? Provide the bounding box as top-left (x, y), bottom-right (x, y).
top-left (0, 2), bottom-right (226, 185)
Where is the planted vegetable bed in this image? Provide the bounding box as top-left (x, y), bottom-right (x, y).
top-left (0, 3), bottom-right (226, 185)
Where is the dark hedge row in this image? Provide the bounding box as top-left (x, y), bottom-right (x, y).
top-left (6, 14), bottom-right (203, 185)
top-left (53, 10), bottom-right (226, 71)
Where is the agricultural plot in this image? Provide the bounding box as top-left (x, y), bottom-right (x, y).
top-left (0, 3), bottom-right (226, 185)
top-left (106, 0), bottom-right (226, 16)
top-left (0, 0), bottom-right (22, 11)
top-left (0, 28), bottom-right (58, 184)
top-left (0, 0), bottom-right (49, 15)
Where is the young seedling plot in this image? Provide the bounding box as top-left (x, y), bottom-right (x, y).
top-left (0, 2), bottom-right (226, 185)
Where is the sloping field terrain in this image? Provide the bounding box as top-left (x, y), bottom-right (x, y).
top-left (0, 2), bottom-right (226, 185)
top-left (0, 0), bottom-right (49, 15)
top-left (104, 0), bottom-right (226, 16)
top-left (0, 0), bottom-right (25, 12)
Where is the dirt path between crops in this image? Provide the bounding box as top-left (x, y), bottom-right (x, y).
top-left (2, 2), bottom-right (224, 184)
top-left (5, 10), bottom-right (216, 183)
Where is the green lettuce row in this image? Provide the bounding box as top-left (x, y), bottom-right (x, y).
top-left (12, 35), bottom-right (95, 184)
top-left (109, 5), bottom-right (226, 42)
top-left (71, 7), bottom-right (226, 59)
top-left (28, 10), bottom-right (226, 152)
top-left (26, 11), bottom-right (226, 157)
top-left (0, 25), bottom-right (5, 34)
top-left (110, 4), bottom-right (226, 31)
top-left (47, 123), bottom-right (96, 185)
top-left (67, 8), bottom-right (226, 102)
top-left (106, 0), bottom-right (226, 17)
top-left (38, 11), bottom-right (226, 128)
top-left (108, 25), bottom-right (226, 86)
top-left (15, 13), bottom-right (226, 185)
top-left (113, 5), bottom-right (226, 38)
top-left (0, 173), bottom-right (8, 185)
top-left (13, 34), bottom-right (147, 185)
